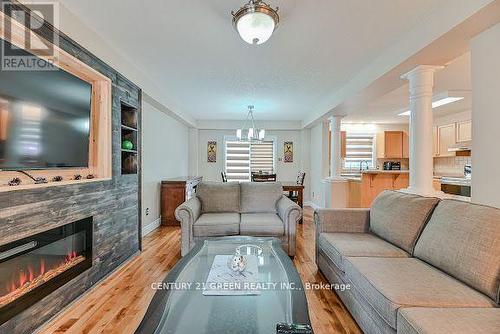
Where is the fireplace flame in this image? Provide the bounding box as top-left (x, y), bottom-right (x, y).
top-left (1, 250), bottom-right (85, 307)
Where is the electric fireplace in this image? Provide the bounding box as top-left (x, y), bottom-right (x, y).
top-left (0, 217), bottom-right (92, 325)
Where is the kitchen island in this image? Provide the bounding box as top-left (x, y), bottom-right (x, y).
top-left (347, 170), bottom-right (409, 207)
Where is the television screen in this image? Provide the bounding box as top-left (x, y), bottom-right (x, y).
top-left (0, 40), bottom-right (92, 170)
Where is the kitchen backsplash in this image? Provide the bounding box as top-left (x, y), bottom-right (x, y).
top-left (434, 156), bottom-right (472, 177)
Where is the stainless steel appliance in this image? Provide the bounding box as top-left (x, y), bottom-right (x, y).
top-left (383, 161), bottom-right (401, 170)
top-left (464, 164), bottom-right (472, 179)
top-left (440, 165), bottom-right (471, 197)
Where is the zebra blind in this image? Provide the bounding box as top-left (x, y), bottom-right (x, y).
top-left (225, 140), bottom-right (275, 181)
top-left (343, 133), bottom-right (374, 170)
top-left (250, 141), bottom-right (274, 173)
top-left (225, 141), bottom-right (250, 182)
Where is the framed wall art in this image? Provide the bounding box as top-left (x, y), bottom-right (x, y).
top-left (207, 141), bottom-right (217, 162)
top-left (284, 141), bottom-right (293, 163)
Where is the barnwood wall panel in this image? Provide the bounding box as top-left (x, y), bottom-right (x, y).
top-left (0, 4), bottom-right (142, 334)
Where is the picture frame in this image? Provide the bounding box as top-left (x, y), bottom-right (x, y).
top-left (284, 141), bottom-right (293, 163)
top-left (207, 141), bottom-right (217, 162)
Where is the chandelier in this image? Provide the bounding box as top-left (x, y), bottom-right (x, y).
top-left (236, 106), bottom-right (265, 141)
top-left (231, 0), bottom-right (279, 45)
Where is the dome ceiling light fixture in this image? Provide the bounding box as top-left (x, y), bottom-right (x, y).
top-left (231, 0), bottom-right (279, 45)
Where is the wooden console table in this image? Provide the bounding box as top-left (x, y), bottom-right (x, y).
top-left (161, 176), bottom-right (202, 226)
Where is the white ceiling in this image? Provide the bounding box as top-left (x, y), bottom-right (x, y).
top-left (344, 52), bottom-right (472, 124)
top-left (59, 0), bottom-right (444, 121)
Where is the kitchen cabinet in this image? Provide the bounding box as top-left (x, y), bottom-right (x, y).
top-left (437, 124), bottom-right (456, 157)
top-left (433, 126), bottom-right (439, 157)
top-left (341, 131), bottom-right (347, 158)
top-left (359, 171), bottom-right (409, 207)
top-left (456, 120), bottom-right (472, 142)
top-left (377, 131), bottom-right (409, 159)
top-left (385, 131), bottom-right (403, 158)
top-left (402, 131), bottom-right (409, 158)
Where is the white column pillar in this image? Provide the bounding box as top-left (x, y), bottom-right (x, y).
top-left (329, 115), bottom-right (343, 180)
top-left (401, 65), bottom-right (443, 196)
top-left (323, 115), bottom-right (348, 208)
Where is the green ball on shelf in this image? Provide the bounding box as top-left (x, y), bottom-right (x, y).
top-left (122, 140), bottom-right (134, 150)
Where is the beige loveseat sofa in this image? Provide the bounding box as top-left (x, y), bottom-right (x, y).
top-left (175, 182), bottom-right (301, 256)
top-left (315, 190), bottom-right (500, 334)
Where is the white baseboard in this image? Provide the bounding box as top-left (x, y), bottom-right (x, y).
top-left (304, 201), bottom-right (323, 210)
top-left (142, 217), bottom-right (161, 236)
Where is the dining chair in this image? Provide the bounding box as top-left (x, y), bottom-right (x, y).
top-left (287, 171), bottom-right (306, 202)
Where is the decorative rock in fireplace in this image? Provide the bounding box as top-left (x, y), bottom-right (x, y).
top-left (0, 217), bottom-right (93, 325)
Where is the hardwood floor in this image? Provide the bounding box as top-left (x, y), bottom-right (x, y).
top-left (39, 207), bottom-right (361, 334)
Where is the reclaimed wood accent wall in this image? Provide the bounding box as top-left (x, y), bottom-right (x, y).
top-left (0, 4), bottom-right (142, 334)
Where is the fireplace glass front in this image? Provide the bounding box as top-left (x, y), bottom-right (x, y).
top-left (0, 217), bottom-right (92, 324)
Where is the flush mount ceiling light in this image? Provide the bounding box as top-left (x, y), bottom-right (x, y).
top-left (398, 91), bottom-right (466, 116)
top-left (231, 0), bottom-right (279, 45)
top-left (236, 105), bottom-right (265, 142)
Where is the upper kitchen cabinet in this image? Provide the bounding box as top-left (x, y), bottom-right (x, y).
top-left (437, 123), bottom-right (457, 157)
top-left (402, 131), bottom-right (409, 158)
top-left (376, 131), bottom-right (409, 159)
top-left (456, 120), bottom-right (472, 142)
top-left (434, 120), bottom-right (472, 157)
top-left (433, 126), bottom-right (439, 157)
top-left (341, 131), bottom-right (347, 158)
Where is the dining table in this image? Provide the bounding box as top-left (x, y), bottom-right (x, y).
top-left (281, 182), bottom-right (305, 209)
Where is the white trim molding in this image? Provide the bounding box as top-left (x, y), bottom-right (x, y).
top-left (142, 217), bottom-right (161, 236)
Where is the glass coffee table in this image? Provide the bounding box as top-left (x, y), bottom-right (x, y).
top-left (135, 237), bottom-right (311, 334)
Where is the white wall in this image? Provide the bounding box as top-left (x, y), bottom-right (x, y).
top-left (38, 1), bottom-right (196, 127)
top-left (195, 127), bottom-right (311, 202)
top-left (471, 23), bottom-right (500, 208)
top-left (309, 122), bottom-right (328, 207)
top-left (141, 98), bottom-right (189, 234)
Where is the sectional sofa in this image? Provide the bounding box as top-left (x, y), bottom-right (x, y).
top-left (175, 182), bottom-right (301, 256)
top-left (315, 190), bottom-right (500, 334)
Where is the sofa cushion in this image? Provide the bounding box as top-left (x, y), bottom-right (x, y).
top-left (318, 232), bottom-right (409, 273)
top-left (414, 200), bottom-right (500, 303)
top-left (240, 182), bottom-right (283, 213)
top-left (397, 308), bottom-right (500, 334)
top-left (240, 213), bottom-right (284, 236)
top-left (344, 257), bottom-right (495, 329)
top-left (193, 213), bottom-right (240, 237)
top-left (369, 191), bottom-right (440, 254)
top-left (196, 182), bottom-right (240, 213)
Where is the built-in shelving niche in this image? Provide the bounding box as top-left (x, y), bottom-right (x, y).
top-left (120, 103), bottom-right (139, 175)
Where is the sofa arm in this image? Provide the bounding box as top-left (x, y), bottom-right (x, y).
top-left (314, 208), bottom-right (370, 234)
top-left (277, 196), bottom-right (302, 256)
top-left (175, 197), bottom-right (201, 256)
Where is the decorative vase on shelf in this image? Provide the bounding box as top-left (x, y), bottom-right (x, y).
top-left (122, 140), bottom-right (133, 150)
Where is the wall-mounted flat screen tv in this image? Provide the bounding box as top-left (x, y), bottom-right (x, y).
top-left (0, 40), bottom-right (92, 170)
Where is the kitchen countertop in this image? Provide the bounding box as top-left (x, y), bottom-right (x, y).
top-left (440, 193), bottom-right (471, 202)
top-left (343, 176), bottom-right (362, 182)
top-left (435, 175), bottom-right (471, 186)
top-left (361, 170), bottom-right (409, 174)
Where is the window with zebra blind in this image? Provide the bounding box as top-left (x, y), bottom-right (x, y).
top-left (343, 133), bottom-right (375, 171)
top-left (224, 139), bottom-right (275, 182)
